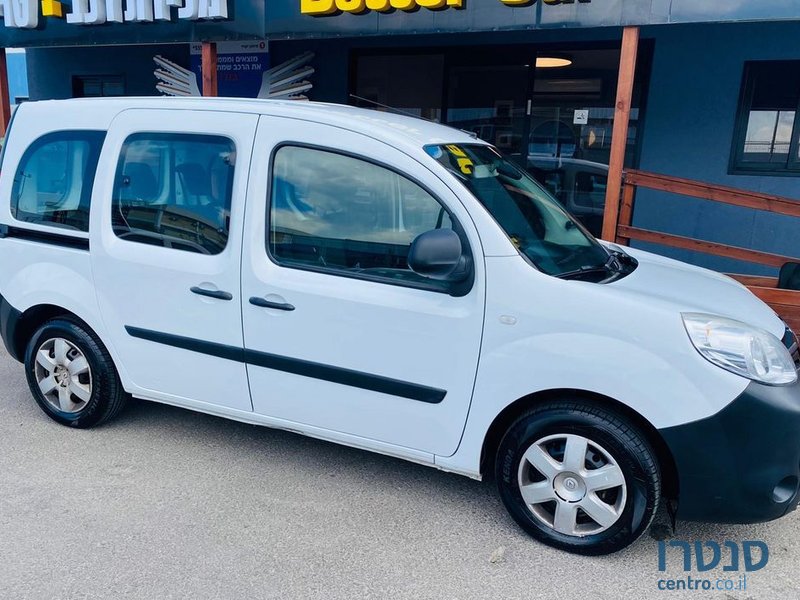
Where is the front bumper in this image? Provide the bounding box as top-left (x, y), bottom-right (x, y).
top-left (660, 377), bottom-right (800, 523)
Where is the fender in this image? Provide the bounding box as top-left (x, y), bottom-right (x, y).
top-left (435, 255), bottom-right (750, 477)
top-left (437, 331), bottom-right (749, 477)
top-left (0, 239), bottom-right (134, 387)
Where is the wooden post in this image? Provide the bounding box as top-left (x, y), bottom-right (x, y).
top-left (601, 26), bottom-right (639, 242)
top-left (615, 182), bottom-right (636, 245)
top-left (0, 48), bottom-right (12, 136)
top-left (201, 42), bottom-right (218, 97)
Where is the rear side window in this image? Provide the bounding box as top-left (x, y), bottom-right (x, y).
top-left (11, 131), bottom-right (105, 232)
top-left (111, 133), bottom-right (235, 255)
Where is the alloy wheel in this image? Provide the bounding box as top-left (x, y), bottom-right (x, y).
top-left (33, 337), bottom-right (93, 414)
top-left (517, 433), bottom-right (627, 536)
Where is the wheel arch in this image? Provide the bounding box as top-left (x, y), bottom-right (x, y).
top-left (480, 388), bottom-right (679, 501)
top-left (2, 301), bottom-right (92, 363)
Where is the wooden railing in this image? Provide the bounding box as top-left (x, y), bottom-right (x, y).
top-left (611, 169), bottom-right (800, 333)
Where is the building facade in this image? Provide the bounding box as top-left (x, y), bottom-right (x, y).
top-left (4, 0), bottom-right (800, 275)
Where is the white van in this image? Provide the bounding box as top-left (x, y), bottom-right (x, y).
top-left (0, 98), bottom-right (798, 555)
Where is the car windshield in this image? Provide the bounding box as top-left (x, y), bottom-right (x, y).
top-left (425, 143), bottom-right (611, 278)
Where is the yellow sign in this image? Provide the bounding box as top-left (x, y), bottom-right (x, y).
top-left (301, 0), bottom-right (589, 16)
top-left (500, 0), bottom-right (590, 4)
top-left (41, 0), bottom-right (63, 17)
top-left (301, 0), bottom-right (463, 16)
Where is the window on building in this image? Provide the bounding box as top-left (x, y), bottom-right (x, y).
top-left (268, 145), bottom-right (454, 289)
top-left (731, 61), bottom-right (800, 174)
top-left (11, 131), bottom-right (105, 232)
top-left (72, 75), bottom-right (125, 97)
top-left (112, 133), bottom-right (235, 255)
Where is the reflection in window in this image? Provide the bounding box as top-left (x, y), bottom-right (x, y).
top-left (112, 133), bottom-right (235, 255)
top-left (743, 110), bottom-right (795, 162)
top-left (733, 61), bottom-right (800, 173)
top-left (269, 146), bottom-right (452, 287)
top-left (11, 131), bottom-right (105, 232)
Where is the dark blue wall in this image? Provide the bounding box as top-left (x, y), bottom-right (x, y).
top-left (26, 44), bottom-right (188, 100)
top-left (634, 21), bottom-right (800, 275)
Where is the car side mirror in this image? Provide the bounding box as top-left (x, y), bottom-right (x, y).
top-left (407, 229), bottom-right (470, 283)
top-left (779, 262), bottom-right (800, 291)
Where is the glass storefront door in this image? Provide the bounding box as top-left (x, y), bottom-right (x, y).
top-left (523, 48), bottom-right (645, 236)
top-left (446, 60), bottom-right (530, 162)
top-left (352, 43), bottom-right (649, 237)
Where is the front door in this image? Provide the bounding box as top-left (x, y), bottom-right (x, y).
top-left (91, 109), bottom-right (258, 412)
top-left (241, 116), bottom-right (485, 457)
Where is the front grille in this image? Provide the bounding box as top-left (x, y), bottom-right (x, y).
top-left (784, 328), bottom-right (800, 370)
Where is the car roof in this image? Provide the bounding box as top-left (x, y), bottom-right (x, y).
top-left (15, 97), bottom-right (481, 152)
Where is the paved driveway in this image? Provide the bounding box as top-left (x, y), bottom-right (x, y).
top-left (0, 346), bottom-right (797, 599)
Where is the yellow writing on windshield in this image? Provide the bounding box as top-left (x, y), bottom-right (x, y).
top-left (445, 145), bottom-right (474, 176)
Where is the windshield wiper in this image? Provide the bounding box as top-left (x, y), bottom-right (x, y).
top-left (555, 253), bottom-right (621, 280)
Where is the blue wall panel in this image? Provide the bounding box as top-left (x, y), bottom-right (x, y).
top-left (634, 21), bottom-right (800, 275)
top-left (26, 44), bottom-right (189, 100)
top-left (6, 51), bottom-right (28, 103)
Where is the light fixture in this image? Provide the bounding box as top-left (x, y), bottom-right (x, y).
top-left (535, 57), bottom-right (572, 68)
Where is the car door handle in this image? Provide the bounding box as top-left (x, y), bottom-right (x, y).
top-left (249, 296), bottom-right (295, 311)
top-left (190, 286), bottom-right (233, 301)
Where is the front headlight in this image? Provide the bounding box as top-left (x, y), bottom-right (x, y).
top-left (682, 313), bottom-right (798, 386)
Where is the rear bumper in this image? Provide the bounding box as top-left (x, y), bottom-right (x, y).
top-left (0, 293), bottom-right (23, 362)
top-left (660, 378), bottom-right (800, 523)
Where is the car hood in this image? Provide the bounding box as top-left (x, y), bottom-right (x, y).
top-left (608, 246), bottom-right (786, 338)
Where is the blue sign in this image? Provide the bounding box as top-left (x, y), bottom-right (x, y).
top-left (190, 40), bottom-right (270, 98)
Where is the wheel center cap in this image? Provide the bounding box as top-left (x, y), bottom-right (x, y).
top-left (553, 472), bottom-right (587, 502)
top-left (55, 368), bottom-right (69, 386)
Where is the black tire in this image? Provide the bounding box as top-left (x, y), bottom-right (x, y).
top-left (495, 399), bottom-right (660, 555)
top-left (24, 317), bottom-right (128, 428)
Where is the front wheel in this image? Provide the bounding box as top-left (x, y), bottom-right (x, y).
top-left (24, 318), bottom-right (128, 428)
top-left (495, 399), bottom-right (661, 555)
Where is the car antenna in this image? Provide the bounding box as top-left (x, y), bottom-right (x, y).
top-left (349, 94), bottom-right (479, 139)
top-left (349, 94), bottom-right (440, 122)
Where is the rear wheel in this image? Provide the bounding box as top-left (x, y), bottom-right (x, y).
top-left (495, 399), bottom-right (661, 555)
top-left (24, 318), bottom-right (128, 428)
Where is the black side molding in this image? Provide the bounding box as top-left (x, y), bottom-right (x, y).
top-left (125, 326), bottom-right (245, 363)
top-left (0, 224), bottom-right (90, 251)
top-left (125, 326), bottom-right (446, 404)
top-left (242, 347), bottom-right (444, 403)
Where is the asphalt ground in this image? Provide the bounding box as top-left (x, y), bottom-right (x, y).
top-left (0, 346), bottom-right (798, 599)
